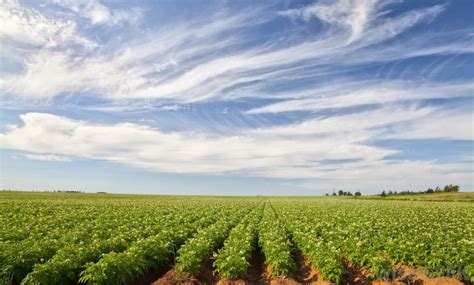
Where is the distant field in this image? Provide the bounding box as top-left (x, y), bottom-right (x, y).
top-left (380, 191), bottom-right (474, 201)
top-left (0, 191), bottom-right (472, 285)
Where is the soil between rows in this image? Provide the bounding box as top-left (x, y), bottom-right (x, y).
top-left (129, 251), bottom-right (467, 285)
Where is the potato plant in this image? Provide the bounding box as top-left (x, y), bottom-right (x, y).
top-left (175, 207), bottom-right (250, 276)
top-left (78, 205), bottom-right (236, 284)
top-left (213, 204), bottom-right (264, 279)
top-left (258, 203), bottom-right (296, 277)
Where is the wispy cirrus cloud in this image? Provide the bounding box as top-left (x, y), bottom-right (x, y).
top-left (279, 0), bottom-right (381, 44)
top-left (21, 153), bottom-right (71, 162)
top-left (247, 81), bottom-right (474, 114)
top-left (1, 0), bottom-right (468, 103)
top-left (50, 0), bottom-right (142, 26)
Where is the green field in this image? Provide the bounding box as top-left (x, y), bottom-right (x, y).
top-left (382, 191), bottom-right (474, 201)
top-left (0, 191), bottom-right (473, 285)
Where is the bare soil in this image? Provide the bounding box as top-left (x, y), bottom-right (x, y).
top-left (149, 256), bottom-right (218, 285)
top-left (279, 251), bottom-right (333, 285)
top-left (393, 264), bottom-right (466, 285)
top-left (131, 256), bottom-right (467, 285)
top-left (217, 248), bottom-right (269, 285)
top-left (340, 259), bottom-right (465, 285)
top-left (129, 256), bottom-right (174, 285)
top-left (341, 258), bottom-right (373, 285)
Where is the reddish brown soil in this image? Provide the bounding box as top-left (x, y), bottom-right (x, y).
top-left (282, 251), bottom-right (333, 285)
top-left (340, 259), bottom-right (465, 285)
top-left (131, 256), bottom-right (467, 285)
top-left (189, 257), bottom-right (219, 284)
top-left (129, 256), bottom-right (175, 285)
top-left (218, 248), bottom-right (269, 285)
top-left (219, 251), bottom-right (334, 285)
top-left (342, 258), bottom-right (376, 285)
top-left (129, 265), bottom-right (173, 285)
top-left (292, 251), bottom-right (319, 283)
top-left (393, 264), bottom-right (465, 285)
top-left (151, 269), bottom-right (179, 285)
top-left (148, 256), bottom-right (218, 285)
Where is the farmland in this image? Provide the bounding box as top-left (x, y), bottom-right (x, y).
top-left (0, 191), bottom-right (473, 285)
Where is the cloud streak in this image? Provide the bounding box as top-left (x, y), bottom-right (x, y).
top-left (22, 153), bottom-right (71, 162)
top-left (51, 0), bottom-right (142, 26)
top-left (0, 112), bottom-right (393, 175)
top-left (1, 0), bottom-right (469, 104)
top-left (1, 108), bottom-right (471, 186)
top-left (247, 81), bottom-right (474, 114)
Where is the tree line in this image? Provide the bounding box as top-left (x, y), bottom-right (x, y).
top-left (326, 190), bottom-right (362, 196)
top-left (380, 184), bottom-right (460, 197)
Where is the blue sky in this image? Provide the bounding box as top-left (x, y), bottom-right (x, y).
top-left (0, 0), bottom-right (473, 195)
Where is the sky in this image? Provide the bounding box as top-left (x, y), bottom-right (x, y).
top-left (0, 0), bottom-right (473, 195)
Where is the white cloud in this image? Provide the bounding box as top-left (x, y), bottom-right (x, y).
top-left (4, 50), bottom-right (84, 100)
top-left (247, 81), bottom-right (474, 114)
top-left (298, 160), bottom-right (473, 192)
top-left (51, 0), bottom-right (141, 26)
top-left (0, 0), bottom-right (96, 48)
top-left (253, 105), bottom-right (436, 139)
top-left (0, 9), bottom-right (260, 100)
top-left (280, 0), bottom-right (381, 44)
top-left (359, 4), bottom-right (445, 46)
top-left (0, 112), bottom-right (391, 176)
top-left (22, 153), bottom-right (71, 162)
top-left (0, 109), bottom-right (472, 184)
top-left (87, 1), bottom-right (110, 25)
top-left (253, 104), bottom-right (473, 142)
top-left (2, 0), bottom-right (466, 104)
top-left (278, 0), bottom-right (444, 45)
top-left (386, 111), bottom-right (474, 141)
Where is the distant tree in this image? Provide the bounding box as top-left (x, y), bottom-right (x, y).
top-left (388, 190), bottom-right (394, 196)
top-left (443, 184), bottom-right (460, 192)
top-left (381, 190), bottom-right (387, 197)
top-left (325, 193), bottom-right (329, 196)
top-left (338, 190), bottom-right (344, 196)
top-left (355, 191), bottom-right (362, 196)
top-left (435, 186), bottom-right (441, 192)
top-left (426, 188), bottom-right (434, 194)
top-left (332, 192), bottom-right (337, 196)
top-left (347, 191), bottom-right (353, 196)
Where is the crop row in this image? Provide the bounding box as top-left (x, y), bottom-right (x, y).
top-left (213, 204), bottom-right (264, 279)
top-left (258, 203), bottom-right (295, 277)
top-left (175, 205), bottom-right (252, 276)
